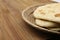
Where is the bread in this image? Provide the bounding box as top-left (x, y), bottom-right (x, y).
top-left (35, 19), bottom-right (59, 28)
top-left (33, 3), bottom-right (60, 23)
top-left (50, 28), bottom-right (60, 32)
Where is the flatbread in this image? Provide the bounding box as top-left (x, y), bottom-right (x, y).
top-left (35, 19), bottom-right (58, 28)
top-left (33, 3), bottom-right (60, 23)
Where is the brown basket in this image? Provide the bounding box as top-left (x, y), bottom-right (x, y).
top-left (22, 3), bottom-right (60, 35)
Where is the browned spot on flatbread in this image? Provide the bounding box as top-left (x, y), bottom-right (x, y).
top-left (55, 14), bottom-right (60, 17)
top-left (39, 10), bottom-right (45, 15)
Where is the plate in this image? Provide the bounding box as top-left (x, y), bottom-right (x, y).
top-left (22, 4), bottom-right (60, 35)
top-left (52, 0), bottom-right (60, 2)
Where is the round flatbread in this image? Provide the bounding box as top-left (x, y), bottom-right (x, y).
top-left (33, 3), bottom-right (60, 23)
top-left (35, 19), bottom-right (58, 28)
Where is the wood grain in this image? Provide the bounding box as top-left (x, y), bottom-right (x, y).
top-left (0, 0), bottom-right (53, 40)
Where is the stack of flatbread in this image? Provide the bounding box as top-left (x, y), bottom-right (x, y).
top-left (33, 3), bottom-right (60, 32)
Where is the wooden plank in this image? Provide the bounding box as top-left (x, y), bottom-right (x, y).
top-left (0, 0), bottom-right (52, 40)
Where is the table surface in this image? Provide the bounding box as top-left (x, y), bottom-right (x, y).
top-left (0, 0), bottom-right (55, 40)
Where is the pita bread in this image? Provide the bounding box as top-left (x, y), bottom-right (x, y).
top-left (35, 19), bottom-right (59, 28)
top-left (33, 3), bottom-right (60, 23)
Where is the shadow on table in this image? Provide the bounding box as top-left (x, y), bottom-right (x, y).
top-left (23, 20), bottom-right (60, 40)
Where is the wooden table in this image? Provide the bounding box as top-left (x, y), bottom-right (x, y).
top-left (0, 0), bottom-right (55, 40)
